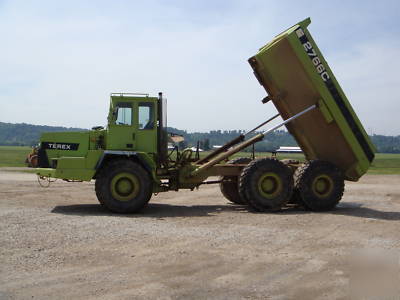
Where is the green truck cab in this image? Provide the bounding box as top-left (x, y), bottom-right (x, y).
top-left (37, 93), bottom-right (167, 184)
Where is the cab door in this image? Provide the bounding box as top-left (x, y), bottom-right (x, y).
top-left (107, 102), bottom-right (136, 150)
top-left (134, 100), bottom-right (158, 154)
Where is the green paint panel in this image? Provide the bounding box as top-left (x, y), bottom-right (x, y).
top-left (248, 18), bottom-right (375, 181)
top-left (41, 131), bottom-right (90, 158)
top-left (57, 157), bottom-right (86, 169)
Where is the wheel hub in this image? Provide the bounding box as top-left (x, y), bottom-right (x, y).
top-left (312, 175), bottom-right (333, 197)
top-left (258, 172), bottom-right (282, 199)
top-left (110, 172), bottom-right (140, 201)
top-left (116, 178), bottom-right (134, 196)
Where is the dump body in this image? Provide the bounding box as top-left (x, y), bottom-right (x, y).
top-left (248, 18), bottom-right (375, 181)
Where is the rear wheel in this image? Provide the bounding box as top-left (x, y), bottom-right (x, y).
top-left (219, 157), bottom-right (251, 204)
top-left (294, 160), bottom-right (344, 211)
top-left (239, 158), bottom-right (293, 212)
top-left (95, 159), bottom-right (152, 213)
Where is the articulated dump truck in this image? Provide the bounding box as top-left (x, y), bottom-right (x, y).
top-left (36, 18), bottom-right (375, 213)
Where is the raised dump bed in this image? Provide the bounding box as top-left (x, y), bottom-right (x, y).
top-left (248, 18), bottom-right (375, 181)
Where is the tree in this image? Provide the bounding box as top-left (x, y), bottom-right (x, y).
top-left (203, 138), bottom-right (210, 151)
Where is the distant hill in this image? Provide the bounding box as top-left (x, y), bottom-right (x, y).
top-left (0, 122), bottom-right (86, 146)
top-left (0, 122), bottom-right (399, 153)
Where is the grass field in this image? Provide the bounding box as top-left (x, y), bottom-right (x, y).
top-left (0, 146), bottom-right (32, 167)
top-left (368, 153), bottom-right (400, 174)
top-left (0, 146), bottom-right (399, 174)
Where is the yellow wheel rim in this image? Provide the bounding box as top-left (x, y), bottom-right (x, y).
top-left (257, 172), bottom-right (282, 199)
top-left (110, 172), bottom-right (140, 202)
top-left (312, 175), bottom-right (334, 198)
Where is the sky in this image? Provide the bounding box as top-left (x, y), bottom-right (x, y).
top-left (0, 0), bottom-right (399, 135)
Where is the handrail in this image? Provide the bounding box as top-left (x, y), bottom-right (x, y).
top-left (110, 92), bottom-right (149, 97)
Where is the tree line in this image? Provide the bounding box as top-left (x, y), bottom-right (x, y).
top-left (0, 122), bottom-right (84, 146)
top-left (0, 122), bottom-right (399, 153)
top-left (167, 127), bottom-right (400, 153)
top-left (167, 127), bottom-right (297, 152)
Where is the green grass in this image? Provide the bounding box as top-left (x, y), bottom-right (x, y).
top-left (368, 153), bottom-right (400, 175)
top-left (1, 146), bottom-right (399, 175)
top-left (0, 146), bottom-right (32, 167)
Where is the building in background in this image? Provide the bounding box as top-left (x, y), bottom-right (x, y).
top-left (276, 146), bottom-right (302, 153)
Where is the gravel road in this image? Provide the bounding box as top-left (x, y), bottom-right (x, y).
top-left (1, 169), bottom-right (399, 299)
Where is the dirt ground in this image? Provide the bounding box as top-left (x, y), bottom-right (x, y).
top-left (0, 169), bottom-right (399, 300)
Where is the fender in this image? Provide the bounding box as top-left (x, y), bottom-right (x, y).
top-left (95, 150), bottom-right (158, 182)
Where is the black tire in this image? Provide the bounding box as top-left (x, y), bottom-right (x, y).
top-left (287, 167), bottom-right (307, 207)
top-left (95, 159), bottom-right (153, 213)
top-left (281, 159), bottom-right (299, 206)
top-left (219, 157), bottom-right (252, 204)
top-left (294, 160), bottom-right (344, 211)
top-left (239, 158), bottom-right (293, 212)
top-left (286, 188), bottom-right (307, 208)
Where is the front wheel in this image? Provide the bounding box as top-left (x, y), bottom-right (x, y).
top-left (95, 159), bottom-right (152, 213)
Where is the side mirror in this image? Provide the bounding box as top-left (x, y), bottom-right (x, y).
top-left (107, 107), bottom-right (118, 124)
top-left (111, 108), bottom-right (118, 122)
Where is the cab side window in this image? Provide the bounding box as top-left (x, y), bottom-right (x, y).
top-left (115, 103), bottom-right (132, 126)
top-left (138, 102), bottom-right (154, 130)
